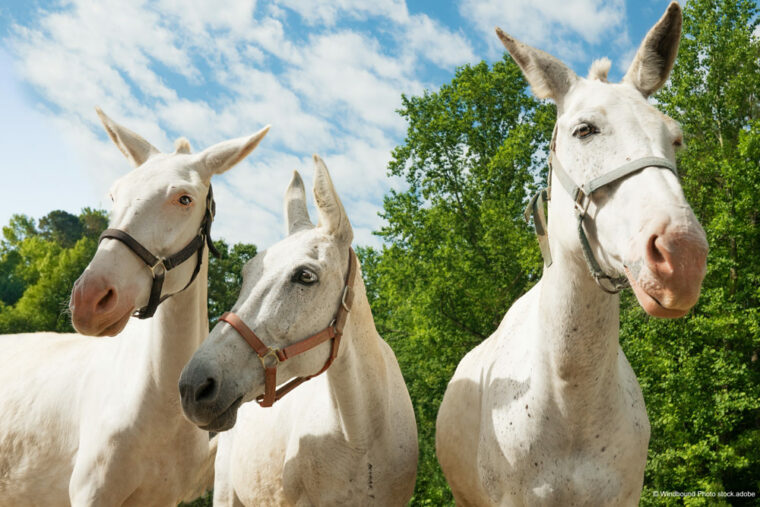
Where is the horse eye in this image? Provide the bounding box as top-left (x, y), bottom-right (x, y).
top-left (295, 269), bottom-right (318, 285)
top-left (178, 195), bottom-right (192, 206)
top-left (573, 123), bottom-right (597, 139)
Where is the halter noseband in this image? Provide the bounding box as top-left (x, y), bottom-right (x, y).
top-left (99, 185), bottom-right (221, 319)
top-left (218, 248), bottom-right (357, 407)
top-left (526, 128), bottom-right (678, 293)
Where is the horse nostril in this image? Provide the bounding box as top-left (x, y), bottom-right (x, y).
top-left (96, 288), bottom-right (117, 312)
top-left (647, 235), bottom-right (665, 264)
top-left (194, 377), bottom-right (218, 403)
top-left (646, 234), bottom-right (676, 277)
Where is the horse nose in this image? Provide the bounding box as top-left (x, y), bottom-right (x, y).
top-left (179, 361), bottom-right (223, 424)
top-left (70, 275), bottom-right (120, 333)
top-left (643, 230), bottom-right (708, 309)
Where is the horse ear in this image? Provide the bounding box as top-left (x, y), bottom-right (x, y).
top-left (284, 170), bottom-right (313, 235)
top-left (495, 29), bottom-right (578, 105)
top-left (623, 2), bottom-right (682, 97)
top-left (312, 155), bottom-right (352, 244)
top-left (96, 108), bottom-right (160, 167)
top-left (196, 125), bottom-right (270, 180)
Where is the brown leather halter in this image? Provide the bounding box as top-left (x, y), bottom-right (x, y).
top-left (99, 186), bottom-right (221, 319)
top-left (219, 248), bottom-right (357, 407)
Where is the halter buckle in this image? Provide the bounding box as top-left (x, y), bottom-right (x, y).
top-left (149, 258), bottom-right (166, 278)
top-left (259, 348), bottom-right (280, 369)
top-left (574, 191), bottom-right (590, 217)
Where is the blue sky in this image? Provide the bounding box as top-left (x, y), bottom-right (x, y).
top-left (0, 0), bottom-right (677, 249)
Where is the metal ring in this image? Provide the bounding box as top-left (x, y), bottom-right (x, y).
top-left (259, 348), bottom-right (280, 369)
top-left (149, 258), bottom-right (166, 278)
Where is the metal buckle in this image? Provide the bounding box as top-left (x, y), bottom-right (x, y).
top-left (259, 348), bottom-right (280, 369)
top-left (340, 286), bottom-right (350, 312)
top-left (149, 258), bottom-right (166, 278)
top-left (574, 191), bottom-right (590, 217)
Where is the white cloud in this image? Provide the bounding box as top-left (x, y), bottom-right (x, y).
top-left (405, 14), bottom-right (476, 69)
top-left (3, 0), bottom-right (474, 252)
top-left (460, 0), bottom-right (626, 62)
top-left (274, 0), bottom-right (408, 26)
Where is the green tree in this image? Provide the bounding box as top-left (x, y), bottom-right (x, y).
top-left (622, 0), bottom-right (760, 504)
top-left (38, 210), bottom-right (85, 248)
top-left (207, 239), bottom-right (257, 326)
top-left (361, 56), bottom-right (553, 503)
top-left (78, 207), bottom-right (109, 240)
top-left (2, 214), bottom-right (37, 245)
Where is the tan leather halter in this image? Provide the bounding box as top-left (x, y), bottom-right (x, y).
top-left (219, 248), bottom-right (357, 407)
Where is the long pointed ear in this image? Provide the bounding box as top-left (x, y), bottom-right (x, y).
top-left (312, 155), bottom-right (352, 244)
top-left (96, 107), bottom-right (160, 167)
top-left (622, 2), bottom-right (682, 97)
top-left (284, 170), bottom-right (313, 235)
top-left (495, 29), bottom-right (578, 105)
top-left (196, 125), bottom-right (270, 180)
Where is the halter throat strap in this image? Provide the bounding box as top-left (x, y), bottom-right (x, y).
top-left (526, 143), bottom-right (678, 293)
top-left (98, 185), bottom-right (221, 319)
top-left (219, 248), bottom-right (358, 407)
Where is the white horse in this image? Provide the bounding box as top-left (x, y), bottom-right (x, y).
top-left (179, 155), bottom-right (418, 506)
top-left (0, 110), bottom-right (269, 506)
top-left (436, 3), bottom-right (709, 505)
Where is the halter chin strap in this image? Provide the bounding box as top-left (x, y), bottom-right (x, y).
top-left (99, 185), bottom-right (221, 319)
top-left (218, 248), bottom-right (357, 408)
top-left (526, 132), bottom-right (678, 294)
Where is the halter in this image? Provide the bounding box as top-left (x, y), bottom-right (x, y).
top-left (525, 128), bottom-right (678, 293)
top-left (99, 186), bottom-right (221, 319)
top-left (218, 248), bottom-right (357, 408)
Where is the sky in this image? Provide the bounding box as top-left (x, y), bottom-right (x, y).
top-left (0, 0), bottom-right (679, 250)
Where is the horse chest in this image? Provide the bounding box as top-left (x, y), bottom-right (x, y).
top-left (480, 390), bottom-right (649, 506)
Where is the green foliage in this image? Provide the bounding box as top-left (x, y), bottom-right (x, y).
top-left (361, 55), bottom-right (554, 503)
top-left (180, 490), bottom-right (213, 507)
top-left (0, 210), bottom-right (107, 333)
top-left (207, 240), bottom-right (257, 326)
top-left (38, 210), bottom-right (85, 248)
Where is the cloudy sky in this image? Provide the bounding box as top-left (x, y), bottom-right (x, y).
top-left (1, 0), bottom-right (674, 249)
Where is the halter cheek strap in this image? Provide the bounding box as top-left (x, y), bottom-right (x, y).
top-left (526, 133), bottom-right (678, 293)
top-left (219, 248), bottom-right (357, 407)
top-left (98, 185), bottom-right (221, 319)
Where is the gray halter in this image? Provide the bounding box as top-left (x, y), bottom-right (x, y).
top-left (525, 129), bottom-right (678, 294)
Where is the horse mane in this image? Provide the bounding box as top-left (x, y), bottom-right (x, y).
top-left (588, 57), bottom-right (611, 82)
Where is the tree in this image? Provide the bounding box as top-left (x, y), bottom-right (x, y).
top-left (207, 240), bottom-right (257, 326)
top-left (79, 207), bottom-right (109, 240)
top-left (361, 56), bottom-right (554, 503)
top-left (38, 210), bottom-right (85, 248)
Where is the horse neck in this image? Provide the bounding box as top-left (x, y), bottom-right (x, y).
top-left (536, 242), bottom-right (621, 416)
top-left (324, 269), bottom-right (388, 449)
top-left (128, 250), bottom-right (209, 397)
